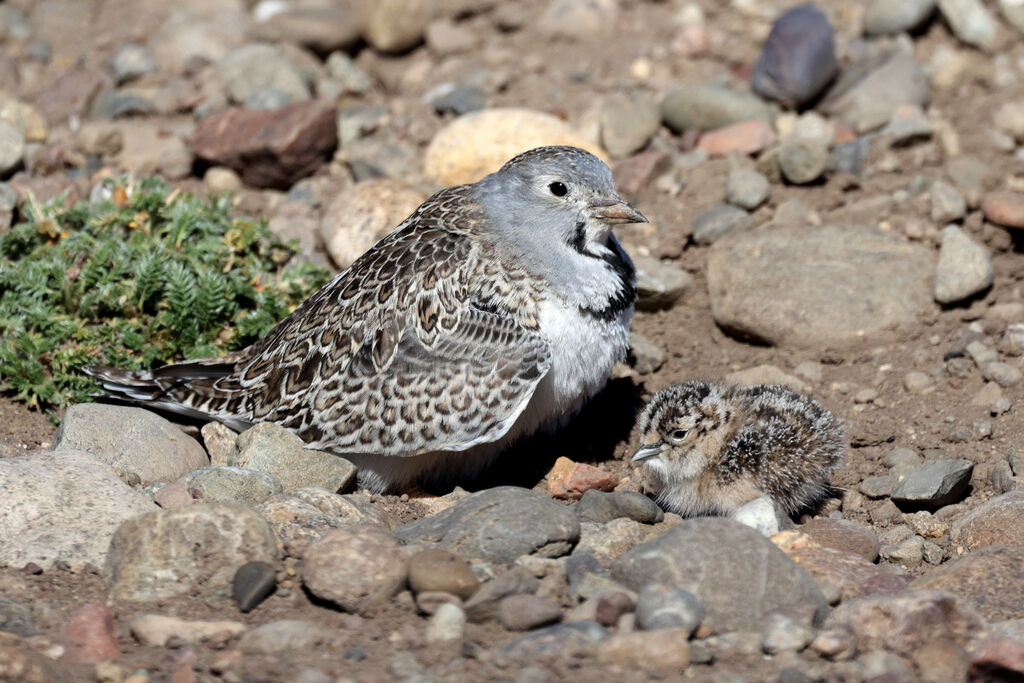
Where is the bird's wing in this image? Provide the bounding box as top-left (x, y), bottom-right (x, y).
top-left (113, 186), bottom-right (552, 455)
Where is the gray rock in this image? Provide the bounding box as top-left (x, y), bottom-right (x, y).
top-left (821, 52), bottom-right (930, 133)
top-left (237, 620), bottom-right (340, 654)
top-left (54, 403), bottom-right (209, 484)
top-left (181, 466), bottom-right (281, 506)
top-left (432, 86), bottom-right (486, 116)
top-left (89, 90), bottom-right (156, 119)
top-left (567, 519), bottom-right (658, 600)
top-left (860, 650), bottom-right (917, 681)
top-left (628, 332), bottom-right (665, 375)
top-left (425, 603), bottom-right (466, 643)
top-left (860, 475), bottom-right (896, 498)
top-left (106, 503), bottom-right (279, 602)
top-left (633, 256), bottom-right (692, 311)
top-left (0, 120), bottom-right (25, 175)
top-left (930, 181), bottom-right (967, 223)
top-left (831, 137), bottom-right (869, 175)
top-left (573, 490), bottom-right (664, 525)
top-left (731, 496), bottom-right (788, 537)
top-left (217, 44), bottom-right (310, 106)
top-left (233, 560), bottom-right (277, 613)
top-left (692, 203), bottom-right (752, 245)
top-left (634, 583), bottom-right (704, 634)
top-left (726, 168), bottom-right (771, 210)
top-left (256, 490), bottom-right (390, 556)
top-left (201, 421), bottom-right (238, 466)
top-left (751, 4), bottom-right (838, 108)
top-left (0, 181), bottom-right (16, 230)
top-left (778, 136), bottom-right (829, 184)
top-left (324, 52), bottom-right (373, 96)
top-left (301, 524), bottom-right (408, 614)
top-left (0, 450), bottom-right (157, 569)
top-left (661, 84), bottom-right (772, 133)
top-left (393, 486), bottom-right (580, 563)
top-left (967, 340), bottom-right (998, 369)
top-left (0, 598), bottom-right (37, 637)
top-left (762, 612), bottom-right (815, 653)
top-left (937, 0), bottom-right (998, 49)
top-left (613, 518), bottom-right (828, 631)
top-left (498, 594), bottom-right (563, 631)
top-left (707, 224), bottom-right (934, 349)
top-left (882, 534), bottom-right (926, 568)
top-left (464, 566), bottom-right (541, 623)
top-left (252, 6), bottom-right (362, 54)
top-left (600, 99), bottom-right (661, 158)
top-left (232, 423), bottom-right (356, 493)
top-left (946, 156), bottom-right (995, 205)
top-left (244, 87), bottom-right (294, 111)
top-left (984, 362), bottom-right (1022, 388)
top-left (110, 43), bottom-right (158, 84)
top-left (499, 621), bottom-right (607, 661)
top-left (891, 459), bottom-right (974, 507)
top-left (934, 226), bottom-right (993, 304)
top-left (863, 0), bottom-right (936, 35)
top-left (539, 0), bottom-right (619, 39)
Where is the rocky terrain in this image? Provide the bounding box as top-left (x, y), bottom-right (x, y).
top-left (3, 0), bottom-right (1024, 681)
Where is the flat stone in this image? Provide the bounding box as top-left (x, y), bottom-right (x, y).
top-left (53, 403), bottom-right (208, 484)
top-left (546, 456), bottom-right (618, 500)
top-left (408, 549), bottom-right (480, 600)
top-left (251, 6), bottom-right (362, 53)
top-left (236, 620), bottom-right (341, 654)
top-left (951, 490), bottom-right (1024, 550)
top-left (232, 423), bottom-right (356, 494)
top-left (707, 224), bottom-right (934, 349)
top-left (0, 450), bottom-right (157, 569)
top-left (633, 256), bottom-right (692, 311)
top-left (497, 594), bottom-right (563, 631)
top-left (913, 546), bottom-right (1024, 620)
top-left (301, 525), bottom-right (408, 614)
top-left (573, 490), bottom-right (664, 525)
top-left (612, 518), bottom-right (828, 631)
top-left (937, 0), bottom-right (998, 49)
top-left (129, 614), bottom-right (246, 647)
top-left (692, 203), bottom-right (752, 245)
top-left (800, 518), bottom-right (880, 562)
top-left (891, 459), bottom-right (973, 507)
top-left (820, 52), bottom-right (930, 133)
top-left (463, 566), bottom-right (540, 623)
top-left (698, 119), bottom-right (777, 157)
top-left (983, 191), bottom-right (1024, 229)
top-left (600, 99), bottom-right (660, 159)
top-left (106, 503), bottom-right (279, 603)
top-left (859, 475), bottom-right (896, 499)
top-left (661, 84), bottom-right (772, 133)
top-left (393, 486), bottom-right (580, 563)
top-left (726, 168), bottom-right (771, 210)
top-left (934, 226), bottom-right (993, 304)
top-left (498, 621), bottom-right (607, 662)
top-left (596, 627), bottom-right (691, 676)
top-left (233, 561), bottom-right (277, 613)
top-left (634, 583), bottom-right (704, 634)
top-left (217, 44), bottom-right (310, 106)
top-left (181, 466), bottom-right (281, 507)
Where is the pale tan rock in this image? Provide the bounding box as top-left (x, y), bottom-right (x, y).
top-left (129, 614), bottom-right (246, 647)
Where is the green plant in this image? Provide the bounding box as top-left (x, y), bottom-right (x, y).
top-left (0, 178), bottom-right (331, 410)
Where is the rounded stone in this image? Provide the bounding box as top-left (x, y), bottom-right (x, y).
top-left (634, 583), bottom-right (704, 635)
top-left (950, 490), bottom-right (1024, 550)
top-left (934, 225), bottom-right (993, 304)
top-left (302, 525), bottom-right (408, 614)
top-left (233, 561), bottom-right (277, 613)
top-left (778, 136), bottom-right (829, 185)
top-left (751, 4), bottom-right (838, 108)
top-left (661, 85), bottom-right (772, 133)
top-left (0, 120), bottom-right (25, 174)
top-left (726, 168), bottom-right (771, 210)
top-left (982, 191), bottom-right (1024, 229)
top-left (912, 546), bottom-right (1024, 621)
top-left (497, 594), bottom-right (563, 631)
top-left (360, 0), bottom-right (429, 53)
top-left (408, 549), bottom-right (480, 600)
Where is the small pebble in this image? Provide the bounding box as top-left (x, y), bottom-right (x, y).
top-left (233, 561), bottom-right (277, 612)
top-left (634, 584), bottom-right (703, 635)
top-left (778, 136), bottom-right (829, 185)
top-left (725, 168), bottom-right (771, 210)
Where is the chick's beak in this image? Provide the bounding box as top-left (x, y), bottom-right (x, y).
top-left (588, 196), bottom-right (648, 225)
top-left (631, 440), bottom-right (665, 462)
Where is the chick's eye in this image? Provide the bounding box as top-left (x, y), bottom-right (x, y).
top-left (548, 181), bottom-right (568, 197)
top-left (669, 429), bottom-right (688, 442)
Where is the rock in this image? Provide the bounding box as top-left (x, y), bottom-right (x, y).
top-left (596, 627), bottom-right (691, 676)
top-left (52, 403), bottom-right (208, 484)
top-left (863, 0), bottom-right (936, 35)
top-left (301, 525), bottom-right (408, 614)
top-left (936, 0), bottom-right (998, 49)
top-left (106, 503), bottom-right (279, 603)
top-left (778, 135), bottom-right (829, 185)
top-left (934, 225), bottom-right (993, 304)
top-left (408, 549), bottom-right (480, 600)
top-left (573, 490), bottom-right (663, 525)
top-left (732, 496), bottom-right (789, 537)
top-left (984, 362), bottom-right (1022, 388)
top-left (320, 178), bottom-right (425, 270)
top-left (951, 490), bottom-right (1024, 550)
top-left (463, 567), bottom-right (540, 623)
top-left (634, 584), bottom-right (703, 634)
top-left (257, 489), bottom-right (393, 557)
top-left (336, 103), bottom-right (389, 147)
top-left (539, 0), bottom-right (619, 39)
top-left (599, 99), bottom-right (660, 158)
top-left (217, 44), bottom-right (310, 106)
top-left (787, 545), bottom-right (912, 599)
top-left (114, 120), bottom-right (192, 179)
top-left (324, 52), bottom-right (373, 97)
top-left (432, 85), bottom-right (486, 116)
top-left (982, 191), bottom-right (1024, 229)
top-left (915, 639), bottom-right (972, 682)
top-left (498, 594), bottom-right (563, 631)
top-left (0, 450), bottom-right (157, 569)
top-left (232, 423), bottom-right (356, 493)
top-left (360, 0), bottom-right (430, 52)
top-left (181, 466), bottom-right (281, 506)
top-left (61, 603), bottom-right (119, 663)
top-left (820, 52), bottom-right (930, 133)
top-left (860, 475), bottom-right (896, 498)
top-left (661, 85), bottom-right (772, 133)
top-left (697, 119), bottom-right (777, 157)
top-left (190, 101), bottom-right (337, 190)
top-left (594, 591), bottom-right (635, 626)
top-left (751, 4), bottom-right (838, 108)
top-left (153, 481), bottom-right (193, 509)
top-left (252, 7), bottom-right (362, 53)
top-left (967, 340), bottom-right (998, 369)
top-left (546, 456), bottom-right (618, 500)
top-left (882, 534), bottom-right (926, 568)
top-left (612, 149), bottom-right (671, 196)
top-left (904, 371), bottom-right (936, 394)
top-left (1002, 0), bottom-right (1024, 34)
top-left (424, 108), bottom-right (607, 186)
top-left (425, 603), bottom-right (466, 643)
top-left (233, 561), bottom-right (277, 612)
top-left (633, 256), bottom-right (692, 311)
top-left (425, 18), bottom-right (480, 56)
top-left (891, 459), bottom-right (973, 507)
top-left (885, 104), bottom-right (933, 146)
top-left (499, 621), bottom-right (607, 661)
top-left (613, 518), bottom-right (828, 631)
top-left (707, 224), bottom-right (934, 348)
top-left (726, 168), bottom-right (771, 210)
top-left (33, 59), bottom-right (113, 125)
top-left (394, 486), bottom-right (581, 563)
top-left (0, 599), bottom-right (37, 637)
top-left (825, 590), bottom-right (986, 655)
top-left (913, 546), bottom-right (1024, 620)
top-left (0, 120), bottom-right (24, 175)
top-left (762, 612), bottom-right (815, 653)
top-left (568, 519), bottom-right (657, 600)
top-left (801, 518), bottom-right (880, 562)
top-left (947, 156), bottom-right (995, 206)
top-left (237, 620), bottom-right (340, 654)
top-left (691, 203), bottom-right (752, 245)
top-left (110, 43), bottom-right (158, 84)
top-left (129, 614), bottom-right (246, 647)
top-left (930, 181), bottom-right (967, 223)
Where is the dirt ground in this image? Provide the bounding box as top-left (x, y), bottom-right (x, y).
top-left (4, 0), bottom-right (1024, 680)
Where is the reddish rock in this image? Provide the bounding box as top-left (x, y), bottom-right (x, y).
top-left (547, 456), bottom-right (619, 500)
top-left (612, 149), bottom-right (671, 197)
top-left (912, 546), bottom-right (1024, 621)
top-left (788, 545), bottom-right (910, 599)
top-left (800, 517), bottom-right (880, 562)
top-left (190, 101), bottom-right (337, 189)
top-left (982, 191), bottom-right (1024, 229)
top-left (950, 490), bottom-right (1024, 550)
top-left (970, 637), bottom-right (1024, 680)
top-left (697, 120), bottom-right (776, 157)
top-left (61, 603), bottom-right (121, 663)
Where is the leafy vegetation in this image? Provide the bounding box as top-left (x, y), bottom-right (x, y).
top-left (0, 178), bottom-right (331, 410)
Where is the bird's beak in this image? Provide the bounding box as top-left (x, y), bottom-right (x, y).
top-left (588, 196), bottom-right (648, 225)
top-left (632, 440), bottom-right (665, 462)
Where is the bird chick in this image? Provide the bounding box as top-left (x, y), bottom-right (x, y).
top-left (633, 381), bottom-right (844, 517)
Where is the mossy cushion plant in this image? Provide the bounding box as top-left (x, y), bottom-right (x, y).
top-left (0, 177), bottom-right (331, 410)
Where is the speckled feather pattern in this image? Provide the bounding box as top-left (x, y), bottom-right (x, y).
top-left (88, 146), bottom-right (640, 492)
top-left (636, 381), bottom-right (845, 516)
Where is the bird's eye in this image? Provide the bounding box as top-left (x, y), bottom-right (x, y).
top-left (548, 181), bottom-right (568, 197)
top-left (668, 429), bottom-right (688, 443)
